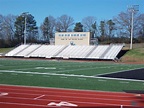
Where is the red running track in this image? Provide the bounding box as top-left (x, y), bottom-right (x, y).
top-left (0, 84), bottom-right (143, 108)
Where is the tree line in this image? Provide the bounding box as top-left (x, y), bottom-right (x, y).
top-left (0, 11), bottom-right (144, 48)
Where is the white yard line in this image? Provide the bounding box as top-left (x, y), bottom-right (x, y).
top-left (97, 67), bottom-right (144, 76)
top-left (97, 76), bottom-right (144, 82)
top-left (54, 66), bottom-right (117, 74)
top-left (0, 70), bottom-right (144, 82)
top-left (10, 65), bottom-right (116, 74)
top-left (0, 70), bottom-right (95, 78)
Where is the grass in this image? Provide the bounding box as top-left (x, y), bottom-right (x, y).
top-left (0, 48), bottom-right (13, 54)
top-left (0, 59), bottom-right (144, 92)
top-left (122, 48), bottom-right (144, 62)
top-left (124, 43), bottom-right (144, 49)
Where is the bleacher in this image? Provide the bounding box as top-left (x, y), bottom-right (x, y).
top-left (28, 45), bottom-right (66, 58)
top-left (5, 44), bottom-right (29, 56)
top-left (5, 44), bottom-right (124, 60)
top-left (87, 45), bottom-right (109, 59)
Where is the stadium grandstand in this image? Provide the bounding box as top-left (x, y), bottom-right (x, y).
top-left (5, 32), bottom-right (124, 61)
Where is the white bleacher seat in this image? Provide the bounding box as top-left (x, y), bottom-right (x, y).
top-left (56, 45), bottom-right (94, 59)
top-left (5, 44), bottom-right (29, 56)
top-left (103, 44), bottom-right (124, 60)
top-left (15, 44), bottom-right (41, 57)
top-left (28, 45), bottom-right (66, 58)
top-left (87, 45), bottom-right (109, 59)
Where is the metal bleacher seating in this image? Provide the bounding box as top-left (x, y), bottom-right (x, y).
top-left (27, 45), bottom-right (66, 58)
top-left (5, 44), bottom-right (29, 56)
top-left (5, 44), bottom-right (124, 60)
top-left (87, 45), bottom-right (109, 59)
top-left (14, 44), bottom-right (41, 57)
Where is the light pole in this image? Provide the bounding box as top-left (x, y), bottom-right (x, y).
top-left (24, 16), bottom-right (27, 44)
top-left (23, 12), bottom-right (29, 45)
top-left (128, 5), bottom-right (139, 49)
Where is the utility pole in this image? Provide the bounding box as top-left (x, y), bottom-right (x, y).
top-left (128, 5), bottom-right (139, 49)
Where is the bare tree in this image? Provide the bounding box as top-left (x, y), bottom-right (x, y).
top-left (113, 11), bottom-right (144, 43)
top-left (82, 16), bottom-right (96, 32)
top-left (0, 15), bottom-right (3, 39)
top-left (135, 13), bottom-right (144, 42)
top-left (56, 14), bottom-right (74, 32)
top-left (48, 16), bottom-right (56, 38)
top-left (113, 12), bottom-right (131, 39)
top-left (0, 14), bottom-right (16, 46)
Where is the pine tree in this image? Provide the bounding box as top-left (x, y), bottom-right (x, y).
top-left (40, 17), bottom-right (50, 43)
top-left (73, 22), bottom-right (83, 32)
top-left (14, 12), bottom-right (38, 44)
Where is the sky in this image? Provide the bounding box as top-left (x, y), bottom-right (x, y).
top-left (0, 0), bottom-right (143, 26)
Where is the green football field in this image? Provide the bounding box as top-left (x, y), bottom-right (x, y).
top-left (0, 58), bottom-right (144, 92)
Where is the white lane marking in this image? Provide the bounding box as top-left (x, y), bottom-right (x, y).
top-left (34, 95), bottom-right (45, 100)
top-left (0, 92), bottom-right (8, 96)
top-left (48, 101), bottom-right (78, 107)
top-left (0, 102), bottom-right (48, 107)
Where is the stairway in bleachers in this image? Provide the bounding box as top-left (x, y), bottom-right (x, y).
top-left (53, 45), bottom-right (68, 57)
top-left (99, 44), bottom-right (113, 59)
top-left (85, 46), bottom-right (98, 57)
top-left (25, 45), bottom-right (43, 57)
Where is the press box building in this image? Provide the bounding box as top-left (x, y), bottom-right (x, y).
top-left (55, 32), bottom-right (91, 45)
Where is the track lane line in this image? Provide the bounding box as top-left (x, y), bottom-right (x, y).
top-left (0, 102), bottom-right (49, 107)
top-left (34, 95), bottom-right (45, 100)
